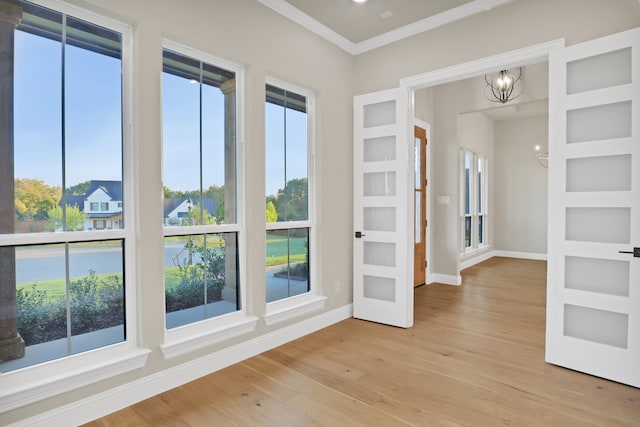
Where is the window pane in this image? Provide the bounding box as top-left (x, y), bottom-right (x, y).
top-left (162, 49), bottom-right (236, 227)
top-left (1, 240), bottom-right (125, 372)
top-left (265, 85), bottom-right (308, 223)
top-left (477, 157), bottom-right (483, 213)
top-left (266, 228), bottom-right (309, 302)
top-left (64, 18), bottom-right (123, 229)
top-left (465, 216), bottom-right (472, 248)
top-left (464, 152), bottom-right (472, 215)
top-left (478, 215), bottom-right (484, 244)
top-left (13, 29), bottom-right (62, 232)
top-left (164, 233), bottom-right (239, 329)
top-left (415, 137), bottom-right (421, 188)
top-left (11, 4), bottom-right (123, 234)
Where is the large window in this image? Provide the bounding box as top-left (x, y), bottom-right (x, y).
top-left (265, 82), bottom-right (313, 303)
top-left (461, 150), bottom-right (488, 253)
top-left (0, 0), bottom-right (127, 372)
top-left (162, 43), bottom-right (241, 328)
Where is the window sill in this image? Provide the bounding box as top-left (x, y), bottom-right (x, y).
top-left (161, 313), bottom-right (259, 360)
top-left (0, 343), bottom-right (150, 413)
top-left (264, 294), bottom-right (327, 327)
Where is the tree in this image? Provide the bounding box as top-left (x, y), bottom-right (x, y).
top-left (15, 178), bottom-right (61, 220)
top-left (186, 205), bottom-right (215, 225)
top-left (276, 178), bottom-right (308, 221)
top-left (47, 204), bottom-right (87, 231)
top-left (65, 180), bottom-right (91, 196)
top-left (265, 201), bottom-right (278, 222)
top-left (204, 185), bottom-right (225, 223)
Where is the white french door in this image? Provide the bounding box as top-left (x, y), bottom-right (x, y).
top-left (353, 88), bottom-right (413, 328)
top-left (546, 28), bottom-right (640, 387)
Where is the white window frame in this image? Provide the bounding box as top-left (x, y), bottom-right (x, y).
top-left (0, 0), bottom-right (148, 413)
top-left (460, 149), bottom-right (489, 256)
top-left (159, 39), bottom-right (256, 360)
top-left (264, 77), bottom-right (325, 326)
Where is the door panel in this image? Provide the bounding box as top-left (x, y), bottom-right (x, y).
top-left (353, 88), bottom-right (413, 328)
top-left (546, 27), bottom-right (639, 387)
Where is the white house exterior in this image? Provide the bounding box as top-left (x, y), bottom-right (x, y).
top-left (64, 180), bottom-right (123, 230)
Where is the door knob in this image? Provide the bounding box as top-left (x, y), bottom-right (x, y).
top-left (618, 247), bottom-right (640, 257)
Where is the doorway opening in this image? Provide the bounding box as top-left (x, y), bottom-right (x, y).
top-left (413, 122), bottom-right (429, 287)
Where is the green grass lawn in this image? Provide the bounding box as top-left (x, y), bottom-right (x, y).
top-left (17, 272), bottom-right (124, 300)
top-left (266, 233), bottom-right (308, 267)
top-left (17, 236), bottom-right (307, 300)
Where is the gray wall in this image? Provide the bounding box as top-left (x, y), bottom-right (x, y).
top-left (494, 115), bottom-right (549, 254)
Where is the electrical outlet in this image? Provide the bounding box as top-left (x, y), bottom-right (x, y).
top-left (333, 280), bottom-right (341, 294)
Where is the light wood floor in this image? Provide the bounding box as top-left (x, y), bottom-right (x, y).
top-left (86, 257), bottom-right (640, 426)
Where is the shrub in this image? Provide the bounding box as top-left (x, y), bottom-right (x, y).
top-left (16, 271), bottom-right (124, 346)
top-left (16, 284), bottom-right (66, 345)
top-left (165, 238), bottom-right (227, 312)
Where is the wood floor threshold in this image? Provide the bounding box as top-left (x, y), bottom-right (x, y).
top-left (85, 258), bottom-right (640, 427)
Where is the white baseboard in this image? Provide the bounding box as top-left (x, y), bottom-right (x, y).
top-left (493, 250), bottom-right (547, 261)
top-left (10, 304), bottom-right (354, 427)
top-left (427, 273), bottom-right (462, 286)
top-left (460, 249), bottom-right (494, 270)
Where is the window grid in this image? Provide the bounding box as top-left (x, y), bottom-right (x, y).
top-left (0, 0), bottom-right (131, 373)
top-left (161, 42), bottom-right (242, 328)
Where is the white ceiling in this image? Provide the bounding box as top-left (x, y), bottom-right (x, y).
top-left (257, 0), bottom-right (516, 55)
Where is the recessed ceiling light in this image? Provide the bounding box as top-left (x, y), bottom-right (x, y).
top-left (353, 0), bottom-right (367, 3)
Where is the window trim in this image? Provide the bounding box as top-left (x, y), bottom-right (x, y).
top-left (264, 77), bottom-right (324, 323)
top-left (160, 39), bottom-right (255, 357)
top-left (0, 0), bottom-right (147, 412)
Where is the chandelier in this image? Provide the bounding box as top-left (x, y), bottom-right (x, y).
top-left (485, 67), bottom-right (523, 103)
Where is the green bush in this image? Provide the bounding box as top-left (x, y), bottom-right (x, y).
top-left (16, 270), bottom-right (124, 346)
top-left (16, 284), bottom-right (66, 345)
top-left (165, 239), bottom-right (227, 312)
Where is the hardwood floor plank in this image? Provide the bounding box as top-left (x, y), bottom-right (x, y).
top-left (84, 258), bottom-right (640, 426)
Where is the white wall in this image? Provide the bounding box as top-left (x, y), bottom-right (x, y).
top-left (494, 115), bottom-right (548, 255)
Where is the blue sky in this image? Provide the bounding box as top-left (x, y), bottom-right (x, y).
top-left (14, 30), bottom-right (122, 189)
top-left (15, 28), bottom-right (308, 198)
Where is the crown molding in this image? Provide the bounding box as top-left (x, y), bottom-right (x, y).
top-left (255, 0), bottom-right (355, 53)
top-left (256, 0), bottom-right (516, 56)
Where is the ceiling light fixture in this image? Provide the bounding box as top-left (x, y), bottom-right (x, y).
top-left (484, 67), bottom-right (523, 104)
top-left (353, 0), bottom-right (367, 3)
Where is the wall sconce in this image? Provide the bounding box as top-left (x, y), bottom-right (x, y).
top-left (535, 145), bottom-right (548, 168)
top-left (485, 67), bottom-right (523, 103)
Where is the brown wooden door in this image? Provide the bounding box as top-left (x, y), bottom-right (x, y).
top-left (414, 125), bottom-right (427, 286)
